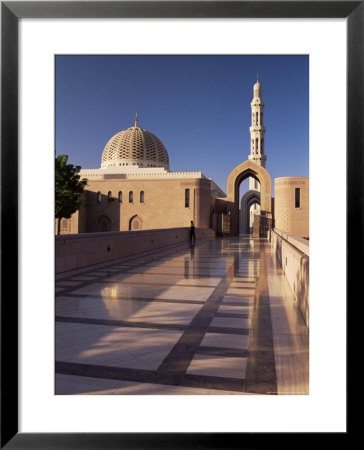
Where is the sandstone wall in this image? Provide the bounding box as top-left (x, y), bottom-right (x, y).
top-left (59, 177), bottom-right (213, 234)
top-left (274, 177), bottom-right (309, 238)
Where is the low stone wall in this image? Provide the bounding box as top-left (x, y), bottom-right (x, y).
top-left (55, 227), bottom-right (215, 274)
top-left (270, 228), bottom-right (309, 328)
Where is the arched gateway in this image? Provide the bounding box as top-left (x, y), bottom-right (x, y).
top-left (240, 190), bottom-right (261, 234)
top-left (226, 160), bottom-right (272, 236)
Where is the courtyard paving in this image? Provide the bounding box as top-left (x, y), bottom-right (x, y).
top-left (55, 236), bottom-right (308, 395)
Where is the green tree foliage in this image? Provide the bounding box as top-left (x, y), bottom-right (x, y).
top-left (55, 154), bottom-right (87, 234)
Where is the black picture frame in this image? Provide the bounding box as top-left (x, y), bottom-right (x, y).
top-left (1, 1), bottom-right (358, 448)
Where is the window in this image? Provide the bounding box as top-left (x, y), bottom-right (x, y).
top-left (140, 191), bottom-right (144, 203)
top-left (61, 218), bottom-right (69, 232)
top-left (108, 191), bottom-right (112, 199)
top-left (256, 112), bottom-right (258, 124)
top-left (185, 189), bottom-right (190, 208)
top-left (97, 191), bottom-right (102, 203)
top-left (256, 138), bottom-right (258, 151)
top-left (295, 188), bottom-right (301, 208)
top-left (129, 191), bottom-right (133, 203)
top-left (118, 191), bottom-right (123, 203)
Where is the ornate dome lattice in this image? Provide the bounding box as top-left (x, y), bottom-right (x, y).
top-left (101, 114), bottom-right (170, 170)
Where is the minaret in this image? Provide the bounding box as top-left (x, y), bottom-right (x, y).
top-left (248, 76), bottom-right (266, 191)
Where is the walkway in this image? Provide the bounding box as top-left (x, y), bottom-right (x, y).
top-left (55, 236), bottom-right (308, 395)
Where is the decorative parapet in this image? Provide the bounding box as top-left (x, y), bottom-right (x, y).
top-left (79, 168), bottom-right (206, 180)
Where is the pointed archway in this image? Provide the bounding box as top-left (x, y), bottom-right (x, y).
top-left (240, 190), bottom-right (261, 234)
top-left (97, 215), bottom-right (111, 232)
top-left (129, 215), bottom-right (143, 231)
top-left (226, 159), bottom-right (272, 236)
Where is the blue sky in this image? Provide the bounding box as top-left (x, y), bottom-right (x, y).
top-left (56, 55), bottom-right (309, 195)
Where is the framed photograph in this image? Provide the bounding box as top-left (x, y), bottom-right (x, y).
top-left (2, 1), bottom-right (357, 447)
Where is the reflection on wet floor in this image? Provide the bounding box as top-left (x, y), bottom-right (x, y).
top-left (56, 236), bottom-right (308, 395)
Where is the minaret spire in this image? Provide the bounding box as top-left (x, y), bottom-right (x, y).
top-left (134, 112), bottom-right (138, 127)
top-left (249, 78), bottom-right (267, 190)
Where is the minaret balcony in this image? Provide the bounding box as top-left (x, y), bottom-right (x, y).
top-left (249, 125), bottom-right (266, 133)
top-left (251, 100), bottom-right (264, 106)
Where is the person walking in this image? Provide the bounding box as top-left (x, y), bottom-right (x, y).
top-left (190, 220), bottom-right (196, 244)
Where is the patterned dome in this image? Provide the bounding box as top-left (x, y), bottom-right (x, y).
top-left (101, 114), bottom-right (170, 170)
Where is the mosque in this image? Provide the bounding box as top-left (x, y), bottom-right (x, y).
top-left (59, 80), bottom-right (309, 239)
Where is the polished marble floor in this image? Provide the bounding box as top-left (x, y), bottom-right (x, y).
top-left (55, 236), bottom-right (309, 395)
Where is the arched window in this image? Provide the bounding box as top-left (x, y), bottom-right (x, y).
top-left (61, 218), bottom-right (70, 232)
top-left (108, 191), bottom-right (112, 199)
top-left (118, 191), bottom-right (123, 203)
top-left (256, 138), bottom-right (259, 151)
top-left (140, 191), bottom-right (144, 203)
top-left (256, 112), bottom-right (258, 124)
top-left (97, 215), bottom-right (111, 232)
top-left (97, 191), bottom-right (102, 203)
top-left (129, 215), bottom-right (143, 231)
top-left (129, 191), bottom-right (133, 203)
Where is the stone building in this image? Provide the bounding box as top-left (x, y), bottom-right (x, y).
top-left (59, 113), bottom-right (225, 234)
top-left (59, 81), bottom-right (309, 239)
top-left (240, 76), bottom-right (267, 234)
top-left (274, 177), bottom-right (309, 238)
top-left (236, 80), bottom-right (309, 238)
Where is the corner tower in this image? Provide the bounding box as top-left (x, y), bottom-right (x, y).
top-left (248, 76), bottom-right (267, 190)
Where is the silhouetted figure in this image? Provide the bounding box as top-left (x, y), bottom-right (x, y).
top-left (190, 220), bottom-right (196, 244)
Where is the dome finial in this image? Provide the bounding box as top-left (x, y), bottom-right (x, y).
top-left (134, 112), bottom-right (138, 127)
top-left (256, 73), bottom-right (259, 82)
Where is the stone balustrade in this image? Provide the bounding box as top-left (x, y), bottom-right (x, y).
top-left (269, 228), bottom-right (309, 327)
top-left (55, 227), bottom-right (215, 274)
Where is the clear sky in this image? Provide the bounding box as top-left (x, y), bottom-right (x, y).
top-left (55, 55), bottom-right (309, 195)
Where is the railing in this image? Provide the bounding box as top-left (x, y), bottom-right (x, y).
top-left (269, 228), bottom-right (309, 328)
top-left (55, 227), bottom-right (215, 274)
